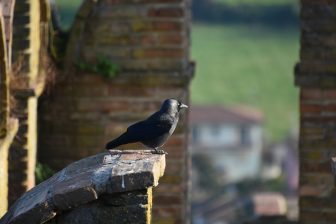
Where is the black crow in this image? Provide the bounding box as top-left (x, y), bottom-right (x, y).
top-left (105, 99), bottom-right (188, 154)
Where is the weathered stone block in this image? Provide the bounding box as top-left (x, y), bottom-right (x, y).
top-left (55, 200), bottom-right (148, 224)
top-left (1, 151), bottom-right (165, 224)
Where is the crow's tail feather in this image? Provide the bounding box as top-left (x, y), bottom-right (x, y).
top-left (105, 133), bottom-right (132, 149)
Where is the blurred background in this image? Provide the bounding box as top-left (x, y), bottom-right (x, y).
top-left (54, 0), bottom-right (299, 223)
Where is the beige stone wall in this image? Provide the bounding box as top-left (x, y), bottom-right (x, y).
top-left (0, 0), bottom-right (16, 216)
top-left (0, 8), bottom-right (9, 214)
top-left (8, 0), bottom-right (43, 205)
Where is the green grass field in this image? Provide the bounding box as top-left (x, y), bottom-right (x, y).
top-left (191, 23), bottom-right (299, 139)
top-left (55, 1), bottom-right (299, 140)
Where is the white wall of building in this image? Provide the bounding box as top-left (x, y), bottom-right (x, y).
top-left (192, 123), bottom-right (263, 183)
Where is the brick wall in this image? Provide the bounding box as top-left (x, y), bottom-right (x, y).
top-left (38, 0), bottom-right (193, 223)
top-left (295, 1), bottom-right (336, 223)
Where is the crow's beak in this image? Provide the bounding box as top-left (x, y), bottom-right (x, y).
top-left (180, 103), bottom-right (188, 109)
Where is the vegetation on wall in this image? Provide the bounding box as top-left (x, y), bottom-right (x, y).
top-left (76, 56), bottom-right (120, 78)
top-left (35, 163), bottom-right (55, 184)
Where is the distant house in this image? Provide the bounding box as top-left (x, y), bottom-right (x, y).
top-left (190, 105), bottom-right (264, 183)
top-left (192, 192), bottom-right (290, 224)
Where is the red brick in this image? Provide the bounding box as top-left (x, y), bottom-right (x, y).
top-left (152, 21), bottom-right (183, 31)
top-left (136, 34), bottom-right (157, 45)
top-left (159, 34), bottom-right (184, 45)
top-left (132, 48), bottom-right (184, 59)
top-left (77, 99), bottom-right (130, 113)
top-left (148, 8), bottom-right (184, 18)
top-left (300, 196), bottom-right (336, 211)
top-left (152, 207), bottom-right (182, 218)
top-left (300, 103), bottom-right (322, 113)
top-left (300, 173), bottom-right (334, 188)
top-left (154, 183), bottom-right (184, 194)
top-left (153, 195), bottom-right (182, 205)
top-left (107, 86), bottom-right (156, 97)
top-left (300, 210), bottom-right (336, 223)
top-left (300, 161), bottom-right (330, 173)
top-left (164, 135), bottom-right (185, 147)
top-left (301, 116), bottom-right (336, 123)
top-left (160, 174), bottom-right (182, 184)
top-left (300, 89), bottom-right (325, 100)
top-left (300, 149), bottom-right (328, 161)
top-left (325, 104), bottom-right (336, 112)
top-left (301, 126), bottom-right (325, 137)
top-left (164, 161), bottom-right (183, 175)
top-left (164, 147), bottom-right (184, 159)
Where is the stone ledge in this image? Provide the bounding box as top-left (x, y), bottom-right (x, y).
top-left (0, 150), bottom-right (165, 224)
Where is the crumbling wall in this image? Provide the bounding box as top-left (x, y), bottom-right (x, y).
top-left (38, 0), bottom-right (194, 223)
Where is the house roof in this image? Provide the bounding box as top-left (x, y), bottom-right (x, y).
top-left (252, 193), bottom-right (287, 217)
top-left (189, 105), bottom-right (264, 125)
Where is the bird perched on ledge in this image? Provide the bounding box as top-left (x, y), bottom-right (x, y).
top-left (105, 99), bottom-right (188, 154)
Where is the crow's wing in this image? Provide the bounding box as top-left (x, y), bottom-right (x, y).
top-left (126, 112), bottom-right (173, 141)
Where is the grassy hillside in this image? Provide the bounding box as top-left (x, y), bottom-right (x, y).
top-left (191, 23), bottom-right (299, 140)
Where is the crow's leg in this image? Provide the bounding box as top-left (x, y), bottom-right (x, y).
top-left (152, 147), bottom-right (167, 155)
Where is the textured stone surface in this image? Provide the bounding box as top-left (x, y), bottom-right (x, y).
top-left (65, 0), bottom-right (191, 72)
top-left (295, 1), bottom-right (336, 87)
top-left (297, 1), bottom-right (336, 223)
top-left (0, 151), bottom-right (165, 224)
top-left (47, 189), bottom-right (151, 224)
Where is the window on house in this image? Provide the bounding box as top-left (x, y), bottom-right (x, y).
top-left (211, 125), bottom-right (220, 137)
top-left (240, 126), bottom-right (251, 146)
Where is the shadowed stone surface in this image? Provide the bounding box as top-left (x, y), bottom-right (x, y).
top-left (0, 150), bottom-right (165, 224)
